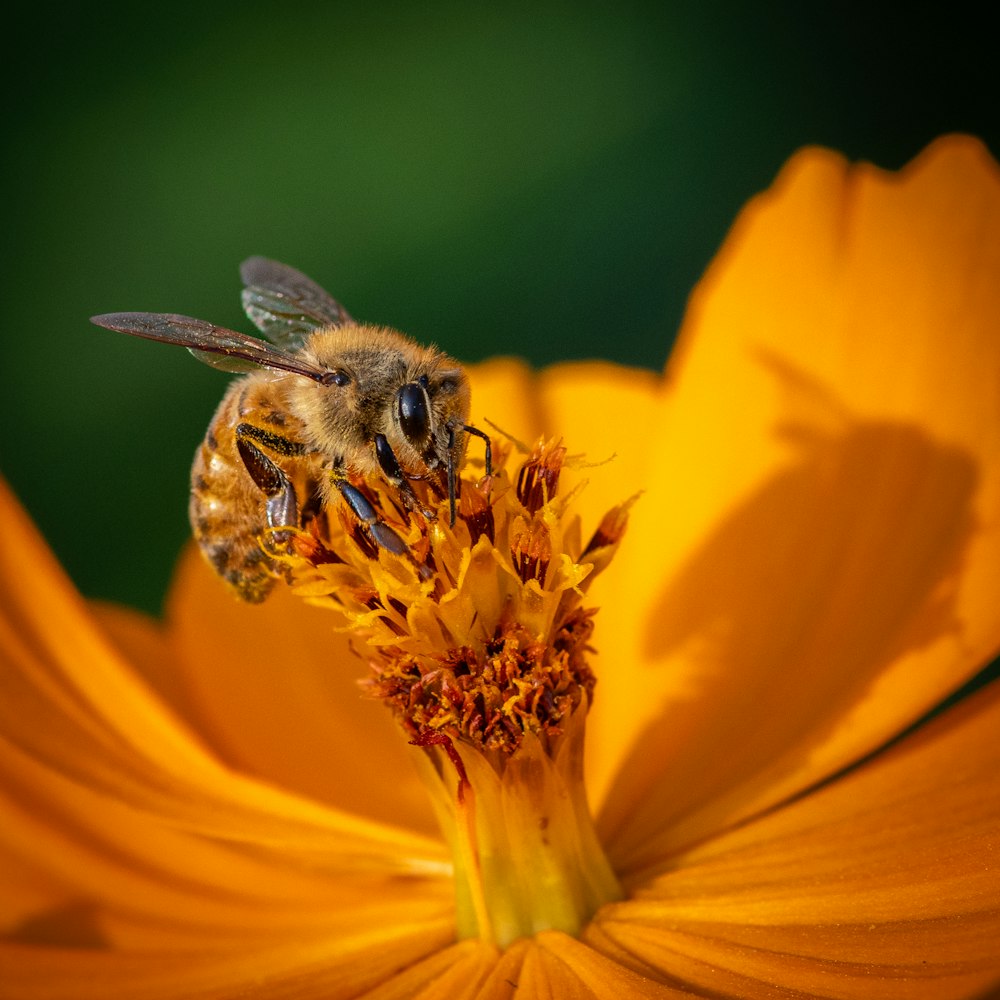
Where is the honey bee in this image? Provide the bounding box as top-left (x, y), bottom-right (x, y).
top-left (92, 256), bottom-right (490, 602)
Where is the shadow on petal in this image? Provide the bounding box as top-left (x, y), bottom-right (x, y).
top-left (602, 358), bottom-right (981, 872)
top-left (6, 901), bottom-right (107, 949)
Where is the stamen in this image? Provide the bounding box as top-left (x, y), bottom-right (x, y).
top-left (516, 439), bottom-right (566, 512)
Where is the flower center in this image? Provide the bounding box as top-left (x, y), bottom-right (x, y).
top-left (274, 437), bottom-right (630, 946)
top-left (368, 612), bottom-right (596, 765)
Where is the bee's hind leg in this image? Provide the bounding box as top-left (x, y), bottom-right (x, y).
top-left (236, 434), bottom-right (299, 542)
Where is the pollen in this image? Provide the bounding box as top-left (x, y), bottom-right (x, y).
top-left (366, 611), bottom-right (597, 766)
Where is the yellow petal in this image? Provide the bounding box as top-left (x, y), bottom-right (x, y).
top-left (531, 931), bottom-right (694, 998)
top-left (369, 934), bottom-right (689, 1000)
top-left (537, 361), bottom-right (661, 534)
top-left (0, 850), bottom-right (76, 942)
top-left (165, 545), bottom-right (438, 835)
top-left (0, 479), bottom-right (445, 882)
top-left (89, 600), bottom-right (203, 745)
top-left (351, 940), bottom-right (490, 999)
top-left (588, 679), bottom-right (1000, 998)
top-left (386, 941), bottom-right (518, 1000)
top-left (2, 725), bottom-right (452, 941)
top-left (594, 136), bottom-right (1000, 864)
top-left (468, 357), bottom-right (544, 451)
top-left (0, 919), bottom-right (454, 1000)
top-left (536, 362), bottom-right (664, 800)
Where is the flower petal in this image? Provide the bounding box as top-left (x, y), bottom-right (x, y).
top-left (468, 357), bottom-right (544, 452)
top-left (594, 136), bottom-right (1000, 863)
top-left (537, 361), bottom-right (661, 537)
top-left (1, 728), bottom-right (451, 943)
top-left (531, 931), bottom-right (696, 998)
top-left (0, 478), bottom-right (445, 889)
top-left (165, 545), bottom-right (438, 835)
top-left (88, 600), bottom-right (201, 741)
top-left (588, 678), bottom-right (1000, 998)
top-left (0, 850), bottom-right (75, 943)
top-left (351, 940), bottom-right (491, 999)
top-left (0, 920), bottom-right (455, 1000)
top-left (535, 362), bottom-right (664, 800)
top-left (378, 934), bottom-right (691, 1000)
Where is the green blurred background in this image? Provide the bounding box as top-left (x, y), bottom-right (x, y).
top-left (2, 2), bottom-right (996, 615)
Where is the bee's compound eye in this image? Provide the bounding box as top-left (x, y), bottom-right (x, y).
top-left (397, 381), bottom-right (431, 446)
top-left (321, 370), bottom-right (351, 387)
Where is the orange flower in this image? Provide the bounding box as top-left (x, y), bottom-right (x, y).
top-left (2, 135), bottom-right (1000, 998)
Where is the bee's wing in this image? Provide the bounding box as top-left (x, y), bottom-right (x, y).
top-left (239, 256), bottom-right (354, 350)
top-left (90, 312), bottom-right (333, 381)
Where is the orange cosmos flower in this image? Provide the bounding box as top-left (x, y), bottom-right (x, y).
top-left (2, 135), bottom-right (1000, 999)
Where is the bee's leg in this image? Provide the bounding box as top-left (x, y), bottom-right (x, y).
top-left (330, 464), bottom-right (409, 556)
top-left (236, 422), bottom-right (308, 460)
top-left (373, 433), bottom-right (435, 519)
top-left (460, 423), bottom-right (493, 476)
top-left (445, 428), bottom-right (460, 527)
top-left (444, 422), bottom-right (494, 526)
top-left (235, 425), bottom-right (301, 539)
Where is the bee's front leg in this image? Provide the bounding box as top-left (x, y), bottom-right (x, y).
top-left (460, 423), bottom-right (493, 476)
top-left (373, 433), bottom-right (436, 520)
top-left (330, 462), bottom-right (409, 556)
top-left (443, 421), bottom-right (493, 526)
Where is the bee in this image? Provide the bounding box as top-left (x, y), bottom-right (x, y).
top-left (91, 256), bottom-right (491, 602)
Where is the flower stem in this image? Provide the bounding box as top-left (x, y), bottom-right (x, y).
top-left (416, 709), bottom-right (623, 948)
